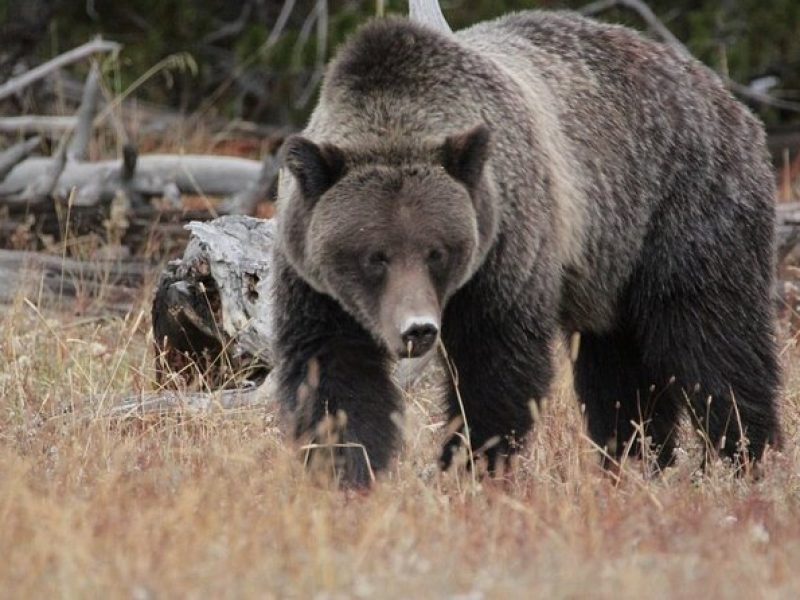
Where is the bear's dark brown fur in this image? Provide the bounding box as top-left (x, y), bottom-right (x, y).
top-left (272, 11), bottom-right (780, 486)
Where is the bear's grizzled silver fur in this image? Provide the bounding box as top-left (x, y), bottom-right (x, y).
top-left (272, 11), bottom-right (780, 486)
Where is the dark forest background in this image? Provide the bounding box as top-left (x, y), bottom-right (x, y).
top-left (2, 0), bottom-right (799, 128)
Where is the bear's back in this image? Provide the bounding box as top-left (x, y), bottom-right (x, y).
top-left (459, 11), bottom-right (774, 331)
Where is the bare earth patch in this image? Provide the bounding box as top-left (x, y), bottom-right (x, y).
top-left (1, 296), bottom-right (799, 598)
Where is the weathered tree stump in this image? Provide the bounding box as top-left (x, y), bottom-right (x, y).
top-left (152, 215), bottom-right (275, 390)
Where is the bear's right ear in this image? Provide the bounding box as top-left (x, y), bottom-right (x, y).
top-left (283, 136), bottom-right (346, 201)
top-left (441, 125), bottom-right (491, 190)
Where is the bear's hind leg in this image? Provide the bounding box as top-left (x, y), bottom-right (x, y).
top-left (573, 329), bottom-right (682, 471)
top-left (636, 292), bottom-right (780, 468)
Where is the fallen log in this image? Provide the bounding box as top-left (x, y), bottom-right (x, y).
top-left (218, 153), bottom-right (279, 214)
top-left (0, 248), bottom-right (152, 312)
top-left (95, 383), bottom-right (274, 419)
top-left (0, 116), bottom-right (78, 134)
top-left (0, 154), bottom-right (262, 202)
top-left (778, 202), bottom-right (800, 263)
top-left (0, 136), bottom-right (40, 181)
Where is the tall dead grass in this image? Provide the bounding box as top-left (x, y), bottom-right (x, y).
top-left (1, 293), bottom-right (799, 598)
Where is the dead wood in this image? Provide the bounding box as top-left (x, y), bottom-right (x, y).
top-left (0, 154), bottom-right (262, 203)
top-left (0, 248), bottom-right (152, 312)
top-left (96, 382), bottom-right (274, 419)
top-left (0, 137), bottom-right (40, 181)
top-left (0, 116), bottom-right (78, 135)
top-left (67, 62), bottom-right (101, 161)
top-left (410, 0), bottom-right (452, 33)
top-left (218, 153), bottom-right (279, 214)
top-left (778, 202), bottom-right (800, 263)
top-left (151, 215), bottom-right (275, 390)
top-left (0, 37), bottom-right (120, 101)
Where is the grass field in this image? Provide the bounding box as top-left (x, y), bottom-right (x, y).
top-left (1, 290), bottom-right (799, 599)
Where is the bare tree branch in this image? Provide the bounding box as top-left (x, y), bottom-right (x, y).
top-left (0, 37), bottom-right (121, 101)
top-left (67, 62), bottom-right (102, 161)
top-left (201, 0), bottom-right (254, 45)
top-left (190, 0), bottom-right (297, 123)
top-left (409, 0), bottom-right (452, 34)
top-left (293, 0), bottom-right (328, 109)
top-left (727, 81), bottom-right (800, 114)
top-left (0, 116), bottom-right (78, 134)
top-left (582, 0), bottom-right (683, 49)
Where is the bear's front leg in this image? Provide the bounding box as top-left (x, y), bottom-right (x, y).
top-left (272, 264), bottom-right (402, 488)
top-left (438, 295), bottom-right (555, 474)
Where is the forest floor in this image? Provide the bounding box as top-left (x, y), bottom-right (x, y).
top-left (1, 284), bottom-right (799, 599)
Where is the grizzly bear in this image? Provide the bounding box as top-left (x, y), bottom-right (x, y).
top-left (271, 11), bottom-right (780, 486)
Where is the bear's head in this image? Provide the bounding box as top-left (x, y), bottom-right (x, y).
top-left (277, 125), bottom-right (494, 358)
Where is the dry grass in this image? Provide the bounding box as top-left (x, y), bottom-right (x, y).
top-left (1, 291), bottom-right (800, 599)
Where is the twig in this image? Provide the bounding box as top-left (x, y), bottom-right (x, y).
top-left (437, 338), bottom-right (477, 488)
top-left (202, 0), bottom-right (254, 45)
top-left (94, 53), bottom-right (196, 129)
top-left (727, 81), bottom-right (800, 114)
top-left (189, 0), bottom-right (297, 123)
top-left (582, 0), bottom-right (683, 49)
top-left (292, 0), bottom-right (327, 109)
top-left (0, 37), bottom-right (120, 101)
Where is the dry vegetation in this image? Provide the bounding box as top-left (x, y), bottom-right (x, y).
top-left (3, 3), bottom-right (800, 595)
top-left (0, 281), bottom-right (799, 599)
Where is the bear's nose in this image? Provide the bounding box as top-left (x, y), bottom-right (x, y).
top-left (401, 322), bottom-right (439, 357)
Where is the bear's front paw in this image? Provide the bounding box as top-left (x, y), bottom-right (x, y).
top-left (439, 428), bottom-right (521, 476)
top-left (300, 411), bottom-right (376, 488)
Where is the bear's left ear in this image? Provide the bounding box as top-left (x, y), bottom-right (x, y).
top-left (283, 135), bottom-right (346, 201)
top-left (440, 125), bottom-right (491, 190)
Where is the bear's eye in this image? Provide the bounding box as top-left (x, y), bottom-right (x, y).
top-left (426, 248), bottom-right (446, 266)
top-left (368, 251), bottom-right (389, 267)
top-left (363, 251), bottom-right (390, 277)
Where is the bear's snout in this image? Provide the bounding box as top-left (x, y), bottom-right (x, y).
top-left (400, 317), bottom-right (439, 358)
